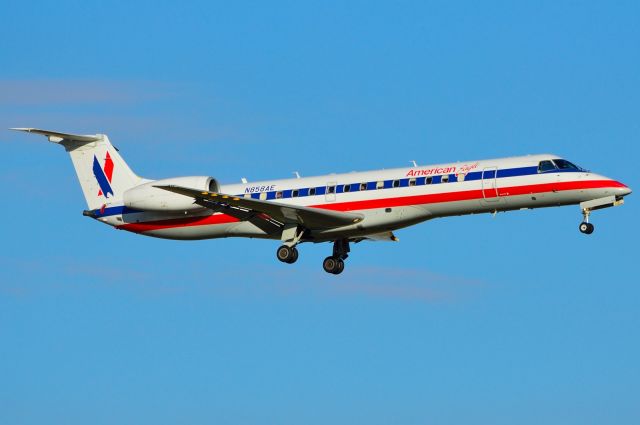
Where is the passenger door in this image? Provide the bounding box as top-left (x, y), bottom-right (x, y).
top-left (481, 167), bottom-right (500, 201)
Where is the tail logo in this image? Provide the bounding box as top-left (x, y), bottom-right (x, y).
top-left (93, 152), bottom-right (114, 198)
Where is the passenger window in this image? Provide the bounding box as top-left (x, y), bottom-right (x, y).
top-left (426, 177), bottom-right (433, 185)
top-left (244, 193), bottom-right (251, 198)
top-left (360, 183), bottom-right (367, 191)
top-left (393, 180), bottom-right (400, 188)
top-left (409, 178), bottom-right (416, 186)
top-left (343, 184), bottom-right (351, 193)
top-left (441, 175), bottom-right (449, 183)
top-left (259, 192), bottom-right (267, 200)
top-left (327, 185), bottom-right (335, 194)
top-left (538, 160), bottom-right (556, 173)
top-left (276, 191), bottom-right (283, 199)
top-left (292, 189), bottom-right (299, 197)
top-left (309, 187), bottom-right (316, 196)
top-left (376, 181), bottom-right (384, 189)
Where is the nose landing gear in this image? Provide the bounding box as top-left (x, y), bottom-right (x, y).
top-left (579, 221), bottom-right (594, 234)
top-left (579, 208), bottom-right (594, 235)
top-left (577, 195), bottom-right (627, 235)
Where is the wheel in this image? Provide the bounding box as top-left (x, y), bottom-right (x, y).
top-left (323, 257), bottom-right (344, 274)
top-left (579, 222), bottom-right (594, 234)
top-left (286, 247), bottom-right (299, 264)
top-left (277, 245), bottom-right (295, 263)
top-left (323, 256), bottom-right (338, 274)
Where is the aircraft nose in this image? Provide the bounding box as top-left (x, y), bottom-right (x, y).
top-left (615, 181), bottom-right (632, 196)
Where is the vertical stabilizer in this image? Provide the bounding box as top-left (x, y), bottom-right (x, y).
top-left (11, 128), bottom-right (145, 209)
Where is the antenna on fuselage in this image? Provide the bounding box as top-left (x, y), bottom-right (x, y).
top-left (293, 171), bottom-right (301, 179)
top-left (410, 160), bottom-right (418, 167)
top-left (241, 177), bottom-right (248, 184)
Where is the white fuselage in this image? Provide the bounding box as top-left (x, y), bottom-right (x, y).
top-left (92, 154), bottom-right (630, 242)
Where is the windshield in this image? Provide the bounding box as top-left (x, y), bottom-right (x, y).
top-left (538, 160), bottom-right (556, 173)
top-left (552, 159), bottom-right (585, 171)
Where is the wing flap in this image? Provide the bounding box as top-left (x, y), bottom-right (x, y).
top-left (156, 185), bottom-right (364, 229)
top-left (358, 231), bottom-right (399, 242)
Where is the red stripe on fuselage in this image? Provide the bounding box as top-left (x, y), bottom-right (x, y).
top-left (118, 212), bottom-right (239, 233)
top-left (117, 179), bottom-right (624, 233)
top-left (318, 179), bottom-right (625, 212)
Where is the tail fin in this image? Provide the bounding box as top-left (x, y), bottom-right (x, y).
top-left (11, 128), bottom-right (145, 209)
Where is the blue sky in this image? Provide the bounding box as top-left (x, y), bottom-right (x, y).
top-left (1, 1), bottom-right (638, 424)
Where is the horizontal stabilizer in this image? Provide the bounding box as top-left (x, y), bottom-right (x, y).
top-left (10, 127), bottom-right (101, 143)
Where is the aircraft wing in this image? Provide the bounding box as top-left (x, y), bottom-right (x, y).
top-left (156, 185), bottom-right (364, 229)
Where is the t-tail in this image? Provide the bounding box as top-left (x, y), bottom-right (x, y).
top-left (11, 128), bottom-right (145, 209)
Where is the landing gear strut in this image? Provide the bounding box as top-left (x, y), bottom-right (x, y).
top-left (323, 239), bottom-right (349, 275)
top-left (579, 208), bottom-right (595, 235)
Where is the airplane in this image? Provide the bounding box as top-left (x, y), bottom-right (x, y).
top-left (12, 128), bottom-right (632, 274)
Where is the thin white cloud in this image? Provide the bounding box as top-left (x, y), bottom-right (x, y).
top-left (259, 266), bottom-right (483, 303)
top-left (0, 79), bottom-right (170, 106)
top-left (0, 255), bottom-right (483, 305)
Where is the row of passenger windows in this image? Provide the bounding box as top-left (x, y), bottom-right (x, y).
top-left (247, 175), bottom-right (453, 200)
top-left (243, 162), bottom-right (584, 201)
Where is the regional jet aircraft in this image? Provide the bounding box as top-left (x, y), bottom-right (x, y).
top-left (13, 128), bottom-right (631, 274)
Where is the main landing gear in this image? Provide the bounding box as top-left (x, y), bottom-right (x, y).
top-left (275, 239), bottom-right (351, 275)
top-left (323, 239), bottom-right (350, 275)
top-left (276, 225), bottom-right (303, 264)
top-left (579, 208), bottom-right (595, 235)
top-left (276, 245), bottom-right (299, 264)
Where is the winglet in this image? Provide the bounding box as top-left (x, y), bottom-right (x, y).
top-left (10, 127), bottom-right (101, 143)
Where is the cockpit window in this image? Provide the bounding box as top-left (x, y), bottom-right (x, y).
top-left (552, 159), bottom-right (583, 171)
top-left (538, 160), bottom-right (556, 173)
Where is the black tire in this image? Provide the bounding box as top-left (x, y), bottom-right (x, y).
top-left (334, 259), bottom-right (345, 275)
top-left (579, 222), bottom-right (594, 234)
top-left (277, 245), bottom-right (292, 262)
top-left (286, 247), bottom-right (299, 264)
top-left (323, 256), bottom-right (338, 274)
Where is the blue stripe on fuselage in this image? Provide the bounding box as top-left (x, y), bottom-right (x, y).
top-left (92, 205), bottom-right (141, 218)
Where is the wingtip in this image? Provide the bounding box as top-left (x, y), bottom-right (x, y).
top-left (9, 127), bottom-right (32, 132)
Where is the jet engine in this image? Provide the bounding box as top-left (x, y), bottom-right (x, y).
top-left (123, 176), bottom-right (219, 212)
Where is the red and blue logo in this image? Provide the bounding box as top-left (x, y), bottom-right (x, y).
top-left (93, 151), bottom-right (114, 198)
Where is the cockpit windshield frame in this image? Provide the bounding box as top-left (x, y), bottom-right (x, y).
top-left (552, 159), bottom-right (586, 172)
top-left (538, 159), bottom-right (587, 173)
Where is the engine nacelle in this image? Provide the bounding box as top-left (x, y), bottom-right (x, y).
top-left (123, 176), bottom-right (219, 212)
